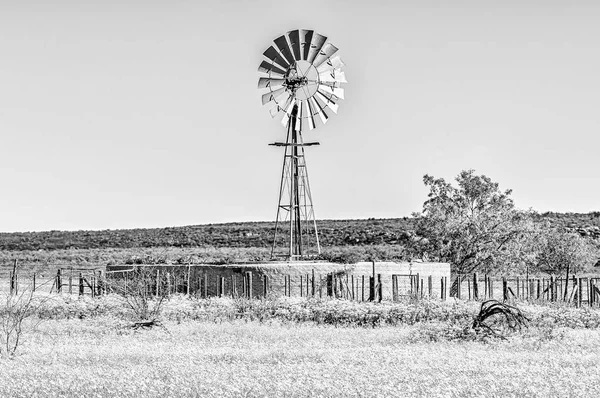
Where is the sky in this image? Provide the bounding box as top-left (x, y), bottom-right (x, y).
top-left (0, 0), bottom-right (599, 232)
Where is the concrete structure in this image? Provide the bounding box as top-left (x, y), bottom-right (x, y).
top-left (107, 261), bottom-right (450, 300)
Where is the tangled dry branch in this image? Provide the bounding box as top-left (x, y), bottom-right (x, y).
top-left (472, 300), bottom-right (530, 339)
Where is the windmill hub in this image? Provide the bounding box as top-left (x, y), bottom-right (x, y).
top-left (257, 29), bottom-right (347, 260)
top-left (283, 61), bottom-right (319, 101)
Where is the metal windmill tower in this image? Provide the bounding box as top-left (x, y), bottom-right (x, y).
top-left (257, 29), bottom-right (346, 260)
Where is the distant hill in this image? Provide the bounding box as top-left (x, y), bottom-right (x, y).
top-left (0, 218), bottom-right (415, 251)
top-left (0, 212), bottom-right (598, 252)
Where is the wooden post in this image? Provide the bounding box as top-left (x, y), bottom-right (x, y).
top-left (502, 277), bottom-right (508, 301)
top-left (231, 275), bottom-right (237, 298)
top-left (78, 273), bottom-right (84, 296)
top-left (361, 275), bottom-right (365, 301)
top-left (468, 279), bottom-right (471, 300)
top-left (300, 275), bottom-right (303, 298)
top-left (69, 271), bottom-right (73, 294)
top-left (440, 277), bottom-right (445, 300)
top-left (166, 272), bottom-right (171, 296)
top-left (319, 275), bottom-right (323, 298)
top-left (186, 264), bottom-right (191, 296)
top-left (312, 269), bottom-right (315, 297)
top-left (550, 275), bottom-right (555, 302)
top-left (263, 274), bottom-right (268, 297)
top-left (473, 273), bottom-right (479, 300)
top-left (155, 269), bottom-right (160, 296)
top-left (488, 277), bottom-right (493, 299)
top-left (245, 271), bottom-right (252, 299)
top-left (377, 274), bottom-right (382, 303)
top-left (10, 259), bottom-right (17, 295)
top-left (57, 269), bottom-right (62, 294)
top-left (428, 275), bottom-right (432, 297)
top-left (457, 275), bottom-right (462, 300)
top-left (32, 273), bottom-right (36, 292)
top-left (351, 275), bottom-right (355, 300)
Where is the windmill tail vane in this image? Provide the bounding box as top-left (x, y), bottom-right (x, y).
top-left (257, 29), bottom-right (346, 260)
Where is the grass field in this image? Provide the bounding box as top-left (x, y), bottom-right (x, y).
top-left (1, 296), bottom-right (600, 397)
top-left (1, 319), bottom-right (599, 397)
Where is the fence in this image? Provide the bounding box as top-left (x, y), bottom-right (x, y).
top-left (451, 273), bottom-right (600, 307)
top-left (6, 262), bottom-right (600, 307)
top-left (7, 267), bottom-right (104, 297)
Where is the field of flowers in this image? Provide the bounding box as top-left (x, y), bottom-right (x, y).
top-left (1, 295), bottom-right (600, 397)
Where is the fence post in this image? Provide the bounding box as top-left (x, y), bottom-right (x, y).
top-left (312, 269), bottom-right (316, 297)
top-left (440, 277), bottom-right (445, 300)
top-left (263, 275), bottom-right (268, 297)
top-left (10, 259), bottom-right (18, 295)
top-left (502, 277), bottom-right (508, 301)
top-left (57, 269), bottom-right (63, 294)
top-left (155, 269), bottom-right (160, 296)
top-left (246, 271), bottom-right (253, 299)
top-left (78, 273), bottom-right (84, 296)
top-left (186, 264), bottom-right (191, 296)
top-left (488, 277), bottom-right (493, 299)
top-left (32, 273), bottom-right (36, 292)
top-left (9, 271), bottom-right (14, 295)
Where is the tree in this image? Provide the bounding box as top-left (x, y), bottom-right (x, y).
top-left (533, 227), bottom-right (595, 277)
top-left (412, 170), bottom-right (533, 274)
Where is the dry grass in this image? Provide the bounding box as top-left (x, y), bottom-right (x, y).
top-left (0, 316), bottom-right (599, 397)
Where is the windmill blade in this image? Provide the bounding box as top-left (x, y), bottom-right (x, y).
top-left (319, 69), bottom-right (347, 83)
top-left (312, 42), bottom-right (339, 67)
top-left (258, 61), bottom-right (286, 77)
top-left (303, 99), bottom-right (316, 130)
top-left (281, 99), bottom-right (295, 127)
top-left (316, 80), bottom-right (342, 89)
top-left (316, 56), bottom-right (344, 73)
top-left (269, 94), bottom-right (293, 117)
top-left (316, 91), bottom-right (339, 114)
top-left (258, 77), bottom-right (285, 89)
top-left (287, 29), bottom-right (301, 61)
top-left (263, 46), bottom-right (290, 70)
top-left (274, 35), bottom-right (295, 66)
top-left (261, 87), bottom-right (287, 105)
top-left (295, 99), bottom-right (303, 131)
top-left (307, 34), bottom-right (327, 64)
top-left (300, 29), bottom-right (313, 61)
top-left (309, 96), bottom-right (329, 124)
top-left (319, 84), bottom-right (344, 100)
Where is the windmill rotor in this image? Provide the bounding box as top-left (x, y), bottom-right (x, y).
top-left (258, 29), bottom-right (346, 131)
top-left (257, 29), bottom-right (346, 260)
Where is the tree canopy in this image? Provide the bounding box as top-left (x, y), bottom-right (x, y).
top-left (412, 170), bottom-right (596, 275)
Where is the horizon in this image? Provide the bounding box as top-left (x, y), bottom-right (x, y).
top-left (1, 210), bottom-right (598, 235)
top-left (1, 1), bottom-right (599, 233)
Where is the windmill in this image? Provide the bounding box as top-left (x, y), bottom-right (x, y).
top-left (257, 29), bottom-right (346, 260)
